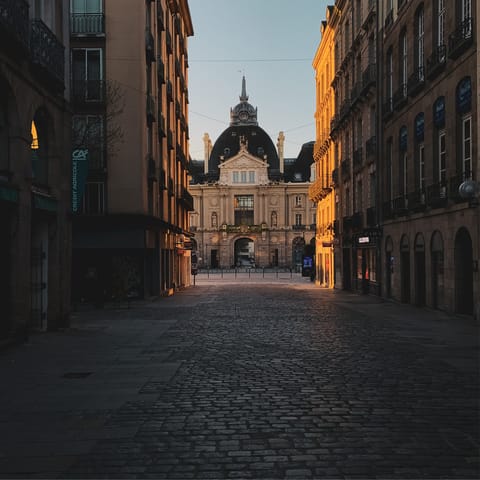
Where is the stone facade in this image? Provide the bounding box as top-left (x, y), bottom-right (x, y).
top-left (0, 0), bottom-right (71, 339)
top-left (189, 80), bottom-right (315, 270)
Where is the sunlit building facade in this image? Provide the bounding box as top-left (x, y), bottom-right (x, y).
top-left (310, 6), bottom-right (336, 288)
top-left (0, 1), bottom-right (71, 339)
top-left (330, 0), bottom-right (380, 295)
top-left (71, 0), bottom-right (194, 302)
top-left (379, 0), bottom-right (478, 316)
top-left (189, 79), bottom-right (316, 270)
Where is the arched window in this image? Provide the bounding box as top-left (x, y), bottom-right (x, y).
top-left (31, 109), bottom-right (49, 186)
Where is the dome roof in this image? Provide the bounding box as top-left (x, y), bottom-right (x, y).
top-left (208, 124), bottom-right (280, 178)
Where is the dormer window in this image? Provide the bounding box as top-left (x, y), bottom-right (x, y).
top-left (223, 147), bottom-right (230, 157)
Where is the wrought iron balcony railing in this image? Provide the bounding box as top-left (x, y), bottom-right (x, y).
top-left (448, 17), bottom-right (473, 59)
top-left (72, 79), bottom-right (105, 103)
top-left (70, 13), bottom-right (105, 35)
top-left (426, 182), bottom-right (448, 208)
top-left (30, 19), bottom-right (65, 88)
top-left (0, 0), bottom-right (29, 53)
top-left (408, 189), bottom-right (426, 211)
top-left (407, 67), bottom-right (425, 97)
top-left (426, 45), bottom-right (446, 79)
top-left (393, 83), bottom-right (408, 111)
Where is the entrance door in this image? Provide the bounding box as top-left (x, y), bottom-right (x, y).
top-left (455, 228), bottom-right (473, 314)
top-left (210, 249), bottom-right (219, 268)
top-left (234, 238), bottom-right (254, 267)
top-left (31, 222), bottom-right (48, 330)
top-left (414, 234), bottom-right (426, 306)
top-left (0, 208), bottom-right (11, 338)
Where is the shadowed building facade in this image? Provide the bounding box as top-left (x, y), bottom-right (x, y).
top-left (70, 0), bottom-right (194, 302)
top-left (0, 0), bottom-right (71, 339)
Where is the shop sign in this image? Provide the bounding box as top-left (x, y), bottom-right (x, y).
top-left (72, 149), bottom-right (89, 213)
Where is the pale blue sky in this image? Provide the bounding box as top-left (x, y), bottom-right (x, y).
top-left (187, 0), bottom-right (330, 160)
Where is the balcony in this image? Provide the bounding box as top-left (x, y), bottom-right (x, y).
top-left (361, 63), bottom-right (376, 93)
top-left (448, 18), bottom-right (473, 59)
top-left (147, 94), bottom-right (156, 123)
top-left (366, 206), bottom-right (376, 227)
top-left (383, 97), bottom-right (393, 120)
top-left (145, 29), bottom-right (155, 63)
top-left (426, 45), bottom-right (447, 79)
top-left (408, 189), bottom-right (426, 212)
top-left (341, 158), bottom-right (351, 181)
top-left (72, 79), bottom-right (105, 104)
top-left (158, 113), bottom-right (166, 137)
top-left (365, 136), bottom-right (376, 164)
top-left (353, 148), bottom-right (363, 173)
top-left (166, 80), bottom-right (173, 101)
top-left (0, 0), bottom-right (29, 55)
top-left (157, 58), bottom-right (165, 83)
top-left (393, 84), bottom-right (408, 111)
top-left (70, 13), bottom-right (105, 35)
top-left (426, 182), bottom-right (447, 208)
top-left (382, 200), bottom-right (394, 220)
top-left (392, 195), bottom-right (408, 215)
top-left (351, 211), bottom-right (363, 229)
top-left (166, 30), bottom-right (172, 53)
top-left (362, 0), bottom-right (376, 30)
top-left (332, 168), bottom-right (339, 186)
top-left (30, 19), bottom-right (65, 89)
top-left (384, 9), bottom-right (393, 30)
top-left (342, 216), bottom-right (352, 232)
top-left (407, 67), bottom-right (425, 97)
top-left (177, 185), bottom-right (194, 211)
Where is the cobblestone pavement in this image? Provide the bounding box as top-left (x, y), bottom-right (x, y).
top-left (0, 282), bottom-right (479, 479)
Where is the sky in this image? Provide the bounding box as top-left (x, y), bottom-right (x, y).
top-left (187, 0), bottom-right (330, 161)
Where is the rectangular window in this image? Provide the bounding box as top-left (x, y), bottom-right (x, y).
top-left (234, 195), bottom-right (254, 225)
top-left (438, 130), bottom-right (446, 183)
top-left (437, 0), bottom-right (445, 46)
top-left (82, 181), bottom-right (105, 214)
top-left (232, 171), bottom-right (239, 183)
top-left (295, 195), bottom-right (302, 207)
top-left (72, 48), bottom-right (103, 101)
top-left (240, 171), bottom-right (247, 183)
top-left (248, 171), bottom-right (255, 183)
top-left (401, 33), bottom-right (408, 93)
top-left (419, 144), bottom-right (425, 190)
top-left (386, 138), bottom-right (393, 200)
top-left (386, 50), bottom-right (393, 109)
top-left (72, 0), bottom-right (102, 13)
top-left (417, 9), bottom-right (425, 79)
top-left (402, 153), bottom-right (408, 196)
top-left (462, 116), bottom-right (472, 178)
top-left (295, 213), bottom-right (302, 226)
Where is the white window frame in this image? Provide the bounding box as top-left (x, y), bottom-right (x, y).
top-left (462, 115), bottom-right (472, 178)
top-left (402, 152), bottom-right (408, 197)
top-left (232, 171), bottom-right (239, 183)
top-left (82, 181), bottom-right (105, 214)
top-left (71, 0), bottom-right (102, 13)
top-left (417, 8), bottom-right (425, 79)
top-left (295, 195), bottom-right (302, 207)
top-left (438, 130), bottom-right (446, 183)
top-left (248, 171), bottom-right (255, 183)
top-left (401, 32), bottom-right (408, 93)
top-left (437, 0), bottom-right (445, 47)
top-left (295, 213), bottom-right (302, 226)
top-left (418, 144), bottom-right (425, 190)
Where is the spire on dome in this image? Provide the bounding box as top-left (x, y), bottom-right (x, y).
top-left (240, 76), bottom-right (248, 102)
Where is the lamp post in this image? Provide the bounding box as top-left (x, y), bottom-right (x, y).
top-left (458, 179), bottom-right (480, 320)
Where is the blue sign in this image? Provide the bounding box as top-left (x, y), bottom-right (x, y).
top-left (72, 149), bottom-right (89, 213)
top-left (456, 77), bottom-right (472, 113)
top-left (399, 126), bottom-right (407, 151)
top-left (415, 113), bottom-right (424, 141)
top-left (433, 96), bottom-right (445, 128)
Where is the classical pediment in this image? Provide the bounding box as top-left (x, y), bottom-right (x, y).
top-left (219, 151), bottom-right (269, 171)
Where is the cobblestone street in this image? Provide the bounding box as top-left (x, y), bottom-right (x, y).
top-left (0, 280), bottom-right (479, 479)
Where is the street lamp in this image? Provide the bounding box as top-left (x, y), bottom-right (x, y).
top-left (458, 179), bottom-right (480, 206)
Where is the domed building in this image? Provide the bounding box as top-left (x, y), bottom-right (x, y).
top-left (189, 78), bottom-right (316, 269)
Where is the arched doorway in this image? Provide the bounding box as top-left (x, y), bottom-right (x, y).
top-left (292, 236), bottom-right (305, 271)
top-left (414, 233), bottom-right (426, 306)
top-left (385, 236), bottom-right (393, 298)
top-left (235, 237), bottom-right (255, 267)
top-left (431, 231), bottom-right (444, 310)
top-left (400, 234), bottom-right (410, 303)
top-left (454, 228), bottom-right (473, 314)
